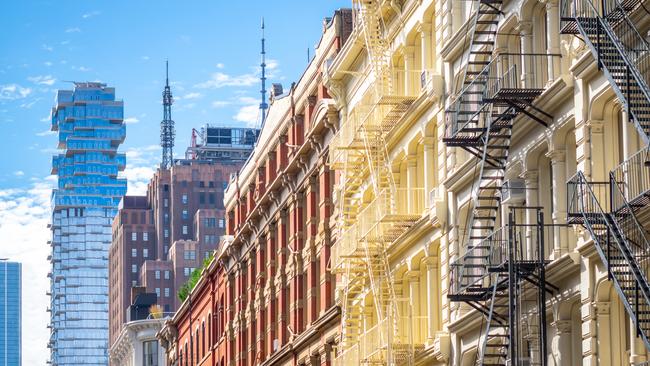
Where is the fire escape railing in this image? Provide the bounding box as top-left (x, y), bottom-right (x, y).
top-left (568, 171), bottom-right (650, 350)
top-left (561, 0), bottom-right (650, 144)
top-left (610, 146), bottom-right (650, 209)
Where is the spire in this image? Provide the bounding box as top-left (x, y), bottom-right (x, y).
top-left (161, 60), bottom-right (175, 169)
top-left (259, 17), bottom-right (268, 127)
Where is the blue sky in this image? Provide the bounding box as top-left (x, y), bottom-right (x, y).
top-left (0, 1), bottom-right (349, 364)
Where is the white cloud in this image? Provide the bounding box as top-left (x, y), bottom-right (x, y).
top-left (0, 178), bottom-right (55, 366)
top-left (65, 27), bottom-right (81, 33)
top-left (82, 11), bottom-right (100, 19)
top-left (36, 130), bottom-right (55, 137)
top-left (43, 61), bottom-right (53, 67)
top-left (28, 75), bottom-right (56, 86)
top-left (123, 117), bottom-right (139, 124)
top-left (195, 72), bottom-right (258, 89)
top-left (19, 98), bottom-right (40, 109)
top-left (215, 63), bottom-right (225, 69)
top-left (234, 104), bottom-right (260, 127)
top-left (72, 66), bottom-right (91, 72)
top-left (0, 84), bottom-right (32, 100)
top-left (181, 92), bottom-right (202, 100)
top-left (141, 56), bottom-right (150, 61)
top-left (238, 96), bottom-right (258, 104)
top-left (211, 100), bottom-right (231, 108)
top-left (13, 171), bottom-right (24, 176)
top-left (41, 44), bottom-right (53, 52)
top-left (122, 145), bottom-right (160, 195)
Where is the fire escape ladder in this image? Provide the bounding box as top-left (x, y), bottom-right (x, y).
top-left (449, 208), bottom-right (553, 366)
top-left (478, 273), bottom-right (509, 366)
top-left (560, 0), bottom-right (650, 145)
top-left (568, 171), bottom-right (650, 351)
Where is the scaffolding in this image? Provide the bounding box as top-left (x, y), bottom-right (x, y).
top-left (331, 1), bottom-right (424, 364)
top-left (443, 0), bottom-right (560, 365)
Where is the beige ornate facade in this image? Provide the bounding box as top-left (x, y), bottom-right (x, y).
top-left (329, 0), bottom-right (650, 365)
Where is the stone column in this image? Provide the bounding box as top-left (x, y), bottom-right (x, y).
top-left (406, 270), bottom-right (421, 343)
top-left (517, 21), bottom-right (534, 88)
top-left (630, 317), bottom-right (648, 364)
top-left (546, 0), bottom-right (561, 83)
top-left (594, 302), bottom-right (611, 364)
top-left (404, 46), bottom-right (416, 95)
top-left (406, 154), bottom-right (418, 214)
top-left (419, 22), bottom-right (432, 76)
top-left (277, 210), bottom-right (289, 346)
top-left (546, 149), bottom-right (568, 258)
top-left (423, 137), bottom-right (436, 205)
top-left (552, 319), bottom-right (573, 365)
top-left (423, 256), bottom-right (439, 345)
top-left (521, 170), bottom-right (539, 259)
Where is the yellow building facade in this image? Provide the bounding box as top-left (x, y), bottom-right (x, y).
top-left (327, 0), bottom-right (650, 365)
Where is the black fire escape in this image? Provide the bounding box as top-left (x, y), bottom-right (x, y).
top-left (444, 0), bottom-right (559, 365)
top-left (563, 0), bottom-right (650, 353)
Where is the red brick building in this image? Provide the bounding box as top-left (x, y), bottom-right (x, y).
top-left (109, 131), bottom-right (257, 348)
top-left (158, 10), bottom-right (353, 366)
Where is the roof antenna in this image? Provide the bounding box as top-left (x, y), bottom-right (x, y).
top-left (259, 17), bottom-right (268, 129)
top-left (161, 60), bottom-right (175, 169)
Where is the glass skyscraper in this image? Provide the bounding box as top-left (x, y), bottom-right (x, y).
top-left (0, 261), bottom-right (21, 366)
top-left (48, 82), bottom-right (127, 365)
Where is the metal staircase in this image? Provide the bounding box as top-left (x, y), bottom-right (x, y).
top-left (568, 171), bottom-right (650, 350)
top-left (330, 1), bottom-right (423, 364)
top-left (444, 2), bottom-right (558, 363)
top-left (449, 207), bottom-right (554, 365)
top-left (561, 0), bottom-right (650, 145)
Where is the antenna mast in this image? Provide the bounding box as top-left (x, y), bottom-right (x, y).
top-left (259, 18), bottom-right (268, 126)
top-left (161, 60), bottom-right (175, 169)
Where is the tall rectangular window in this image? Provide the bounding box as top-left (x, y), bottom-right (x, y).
top-left (164, 198), bottom-right (169, 207)
top-left (143, 248), bottom-right (149, 258)
top-left (131, 265), bottom-right (137, 273)
top-left (131, 248), bottom-right (137, 258)
top-left (182, 194), bottom-right (188, 204)
top-left (182, 210), bottom-right (189, 220)
top-left (155, 288), bottom-right (160, 297)
top-left (182, 225), bottom-right (188, 235)
top-left (155, 270), bottom-right (161, 280)
top-left (164, 288), bottom-right (170, 297)
top-left (143, 232), bottom-right (148, 241)
top-left (131, 232), bottom-right (137, 241)
top-left (164, 270), bottom-right (170, 280)
top-left (142, 340), bottom-right (158, 366)
top-left (164, 229), bottom-right (169, 238)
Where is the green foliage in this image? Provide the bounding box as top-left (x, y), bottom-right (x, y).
top-left (177, 253), bottom-right (214, 302)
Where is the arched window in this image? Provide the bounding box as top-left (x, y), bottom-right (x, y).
top-left (202, 321), bottom-right (206, 357)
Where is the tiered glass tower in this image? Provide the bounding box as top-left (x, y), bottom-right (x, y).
top-left (48, 82), bottom-right (127, 365)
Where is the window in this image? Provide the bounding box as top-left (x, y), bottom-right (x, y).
top-left (209, 193), bottom-right (215, 205)
top-left (142, 340), bottom-right (160, 366)
top-left (132, 264), bottom-right (137, 273)
top-left (218, 218), bottom-right (225, 228)
top-left (199, 181), bottom-right (205, 188)
top-left (155, 288), bottom-right (160, 297)
top-left (143, 248), bottom-right (149, 258)
top-left (164, 213), bottom-right (169, 223)
top-left (182, 225), bottom-right (188, 235)
top-left (155, 270), bottom-right (161, 280)
top-left (164, 270), bottom-right (170, 280)
top-left (204, 251), bottom-right (210, 259)
top-left (164, 229), bottom-right (169, 238)
top-left (131, 248), bottom-right (137, 258)
top-left (182, 210), bottom-right (189, 220)
top-left (131, 232), bottom-right (137, 241)
top-left (182, 194), bottom-right (188, 204)
top-left (143, 232), bottom-right (148, 241)
top-left (164, 198), bottom-right (169, 207)
top-left (199, 192), bottom-right (206, 204)
top-left (209, 181), bottom-right (214, 188)
top-left (184, 250), bottom-right (196, 261)
top-left (132, 280), bottom-right (137, 287)
top-left (164, 288), bottom-right (170, 297)
top-left (184, 267), bottom-right (190, 277)
top-left (164, 184), bottom-right (169, 192)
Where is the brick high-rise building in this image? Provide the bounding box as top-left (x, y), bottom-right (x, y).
top-left (109, 127), bottom-right (257, 349)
